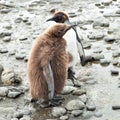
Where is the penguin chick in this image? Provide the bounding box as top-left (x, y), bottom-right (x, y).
top-left (27, 23), bottom-right (75, 106)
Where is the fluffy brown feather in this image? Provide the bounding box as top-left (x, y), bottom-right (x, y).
top-left (27, 23), bottom-right (69, 100)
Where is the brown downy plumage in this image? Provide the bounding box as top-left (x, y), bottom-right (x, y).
top-left (27, 23), bottom-right (75, 101)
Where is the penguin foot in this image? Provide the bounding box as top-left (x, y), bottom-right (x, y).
top-left (68, 68), bottom-right (77, 86)
top-left (31, 98), bottom-right (38, 103)
top-left (49, 99), bottom-right (62, 106)
top-left (52, 95), bottom-right (65, 101)
top-left (40, 96), bottom-right (64, 108)
top-left (24, 97), bottom-right (38, 106)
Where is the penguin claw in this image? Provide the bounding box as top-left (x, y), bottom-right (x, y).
top-left (52, 96), bottom-right (65, 101)
top-left (49, 99), bottom-right (62, 106)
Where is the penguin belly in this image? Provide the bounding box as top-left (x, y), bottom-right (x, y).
top-left (63, 28), bottom-right (79, 68)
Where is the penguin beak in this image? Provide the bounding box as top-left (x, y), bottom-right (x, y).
top-left (46, 16), bottom-right (58, 22)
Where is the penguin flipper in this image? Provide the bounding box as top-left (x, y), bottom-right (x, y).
top-left (77, 42), bottom-right (86, 66)
top-left (43, 63), bottom-right (54, 100)
top-left (72, 27), bottom-right (86, 66)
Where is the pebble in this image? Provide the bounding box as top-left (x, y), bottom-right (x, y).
top-left (92, 54), bottom-right (104, 61)
top-left (19, 116), bottom-right (31, 120)
top-left (0, 64), bottom-right (4, 82)
top-left (66, 99), bottom-right (85, 111)
top-left (13, 112), bottom-right (23, 119)
top-left (94, 33), bottom-right (104, 40)
top-left (0, 48), bottom-right (8, 53)
top-left (104, 37), bottom-right (116, 42)
top-left (65, 79), bottom-right (74, 86)
top-left (13, 110), bottom-right (31, 119)
top-left (100, 59), bottom-right (110, 65)
top-left (46, 119), bottom-right (57, 120)
top-left (1, 8), bottom-right (11, 14)
top-left (15, 53), bottom-right (25, 60)
top-left (71, 110), bottom-right (83, 117)
top-left (26, 22), bottom-right (31, 25)
top-left (19, 36), bottom-right (28, 41)
top-left (86, 99), bottom-right (96, 111)
top-left (62, 86), bottom-right (77, 95)
top-left (14, 18), bottom-right (22, 23)
top-left (116, 10), bottom-right (120, 14)
top-left (112, 51), bottom-right (120, 57)
top-left (3, 23), bottom-right (12, 30)
top-left (95, 3), bottom-right (101, 7)
top-left (83, 43), bottom-right (92, 49)
top-left (94, 111), bottom-right (103, 117)
top-left (1, 69), bottom-right (22, 85)
top-left (73, 80), bottom-right (83, 87)
top-left (112, 105), bottom-right (120, 110)
top-left (108, 28), bottom-right (114, 34)
top-left (93, 47), bottom-right (103, 53)
top-left (52, 107), bottom-right (66, 118)
top-left (59, 115), bottom-right (69, 120)
top-left (112, 60), bottom-right (120, 66)
top-left (50, 0), bottom-right (62, 4)
top-left (11, 118), bottom-right (19, 120)
top-left (2, 36), bottom-right (11, 42)
top-left (24, 56), bottom-right (29, 62)
top-left (103, 13), bottom-right (120, 17)
top-left (50, 8), bottom-right (56, 13)
top-left (88, 33), bottom-right (104, 40)
top-left (0, 31), bottom-right (12, 37)
top-left (0, 87), bottom-right (9, 96)
top-left (78, 94), bottom-right (87, 103)
top-left (101, 0), bottom-right (112, 6)
top-left (72, 88), bottom-right (86, 95)
top-left (7, 91), bottom-right (22, 98)
top-left (111, 69), bottom-right (119, 75)
top-left (85, 80), bottom-right (97, 85)
top-left (93, 21), bottom-right (109, 28)
top-left (82, 111), bottom-right (94, 119)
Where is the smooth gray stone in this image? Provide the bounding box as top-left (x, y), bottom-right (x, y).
top-left (2, 36), bottom-right (11, 42)
top-left (78, 94), bottom-right (87, 103)
top-left (0, 87), bottom-right (9, 96)
top-left (111, 70), bottom-right (119, 75)
top-left (52, 107), bottom-right (66, 117)
top-left (100, 59), bottom-right (110, 65)
top-left (94, 111), bottom-right (103, 117)
top-left (71, 110), bottom-right (83, 117)
top-left (7, 91), bottom-right (22, 98)
top-left (0, 31), bottom-right (12, 37)
top-left (104, 37), bottom-right (116, 42)
top-left (72, 89), bottom-right (86, 95)
top-left (66, 99), bottom-right (85, 110)
top-left (86, 99), bottom-right (96, 111)
top-left (59, 115), bottom-right (69, 120)
top-left (112, 105), bottom-right (120, 110)
top-left (62, 86), bottom-right (77, 95)
top-left (1, 69), bottom-right (22, 85)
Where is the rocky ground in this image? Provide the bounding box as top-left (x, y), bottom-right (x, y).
top-left (0, 0), bottom-right (120, 120)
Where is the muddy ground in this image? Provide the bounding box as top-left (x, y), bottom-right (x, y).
top-left (0, 0), bottom-right (120, 120)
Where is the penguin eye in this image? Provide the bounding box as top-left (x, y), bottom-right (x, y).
top-left (57, 15), bottom-right (63, 21)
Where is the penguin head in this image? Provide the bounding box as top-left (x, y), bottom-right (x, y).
top-left (47, 23), bottom-right (76, 38)
top-left (46, 11), bottom-right (70, 23)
